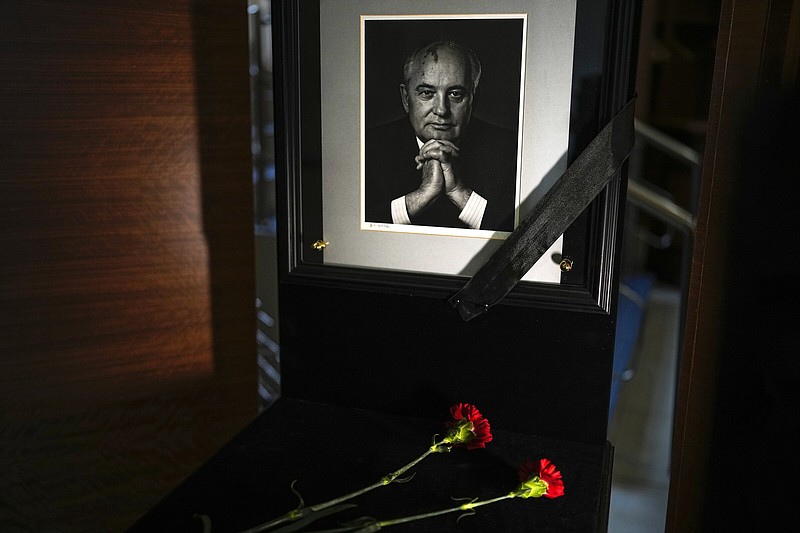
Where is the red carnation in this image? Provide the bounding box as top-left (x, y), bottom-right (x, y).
top-left (517, 458), bottom-right (565, 499)
top-left (444, 403), bottom-right (493, 450)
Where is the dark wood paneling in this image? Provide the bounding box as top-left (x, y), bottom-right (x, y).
top-left (667, 0), bottom-right (800, 530)
top-left (0, 1), bottom-right (256, 530)
top-left (666, 3), bottom-right (760, 530)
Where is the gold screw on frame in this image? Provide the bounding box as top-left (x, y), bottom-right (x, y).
top-left (559, 257), bottom-right (574, 272)
top-left (312, 240), bottom-right (329, 251)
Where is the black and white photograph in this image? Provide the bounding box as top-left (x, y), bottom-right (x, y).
top-left (362, 17), bottom-right (526, 234)
top-left (319, 1), bottom-right (576, 281)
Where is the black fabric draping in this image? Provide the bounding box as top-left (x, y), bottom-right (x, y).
top-left (450, 99), bottom-right (637, 321)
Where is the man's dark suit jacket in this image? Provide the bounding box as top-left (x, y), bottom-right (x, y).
top-left (364, 117), bottom-right (518, 231)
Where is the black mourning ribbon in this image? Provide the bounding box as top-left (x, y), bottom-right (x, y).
top-left (450, 98), bottom-right (637, 321)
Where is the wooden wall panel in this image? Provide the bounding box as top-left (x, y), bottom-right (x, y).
top-left (667, 0), bottom-right (800, 530)
top-left (0, 1), bottom-right (257, 530)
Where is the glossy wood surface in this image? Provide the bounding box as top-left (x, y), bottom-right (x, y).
top-left (0, 1), bottom-right (257, 530)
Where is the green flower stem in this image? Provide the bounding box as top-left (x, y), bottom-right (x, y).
top-left (375, 493), bottom-right (515, 529)
top-left (310, 439), bottom-right (448, 512)
top-left (239, 439), bottom-right (451, 533)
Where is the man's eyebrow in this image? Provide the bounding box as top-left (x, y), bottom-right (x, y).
top-left (414, 83), bottom-right (469, 91)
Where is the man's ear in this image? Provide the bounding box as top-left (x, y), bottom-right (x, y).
top-left (471, 86), bottom-right (481, 113)
top-left (400, 84), bottom-right (409, 113)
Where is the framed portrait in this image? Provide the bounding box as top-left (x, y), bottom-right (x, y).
top-left (273, 0), bottom-right (636, 313)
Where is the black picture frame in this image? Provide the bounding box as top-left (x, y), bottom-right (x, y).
top-left (272, 0), bottom-right (639, 315)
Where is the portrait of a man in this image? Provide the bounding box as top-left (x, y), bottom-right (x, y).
top-left (363, 18), bottom-right (525, 233)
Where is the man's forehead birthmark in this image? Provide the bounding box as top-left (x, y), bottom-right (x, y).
top-left (418, 48), bottom-right (442, 78)
top-left (423, 47), bottom-right (441, 63)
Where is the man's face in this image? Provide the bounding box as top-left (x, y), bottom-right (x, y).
top-left (400, 47), bottom-right (474, 143)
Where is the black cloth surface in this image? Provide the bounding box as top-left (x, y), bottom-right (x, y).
top-left (129, 398), bottom-right (611, 532)
top-left (364, 117), bottom-right (518, 231)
